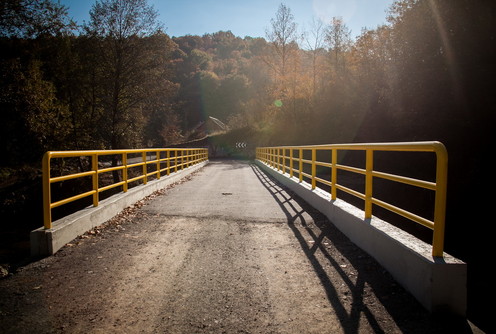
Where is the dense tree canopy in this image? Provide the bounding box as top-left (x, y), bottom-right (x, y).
top-left (1, 0), bottom-right (494, 162)
top-left (0, 0), bottom-right (74, 38)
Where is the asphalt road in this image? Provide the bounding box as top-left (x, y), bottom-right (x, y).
top-left (0, 161), bottom-right (477, 333)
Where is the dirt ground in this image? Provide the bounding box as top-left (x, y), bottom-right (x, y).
top-left (0, 162), bottom-right (482, 333)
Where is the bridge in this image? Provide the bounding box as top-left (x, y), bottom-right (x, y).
top-left (7, 142), bottom-right (472, 332)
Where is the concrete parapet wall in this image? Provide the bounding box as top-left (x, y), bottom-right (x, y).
top-left (31, 162), bottom-right (208, 258)
top-left (256, 161), bottom-right (467, 316)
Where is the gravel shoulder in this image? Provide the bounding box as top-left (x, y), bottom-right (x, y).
top-left (0, 161), bottom-right (479, 333)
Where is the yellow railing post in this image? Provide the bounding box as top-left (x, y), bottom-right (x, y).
top-left (365, 149), bottom-right (373, 218)
top-left (174, 150), bottom-right (178, 172)
top-left (156, 150), bottom-right (161, 179)
top-left (181, 150), bottom-right (185, 170)
top-left (282, 148), bottom-right (286, 174)
top-left (299, 148), bottom-right (303, 182)
top-left (311, 148), bottom-right (316, 190)
top-left (274, 148), bottom-right (277, 170)
top-left (177, 150), bottom-right (180, 170)
top-left (144, 152), bottom-right (149, 184)
top-left (123, 153), bottom-right (128, 192)
top-left (92, 154), bottom-right (99, 207)
top-left (331, 148), bottom-right (337, 200)
top-left (289, 149), bottom-right (293, 178)
top-left (166, 150), bottom-right (171, 175)
top-left (276, 148), bottom-right (280, 171)
top-left (42, 152), bottom-right (52, 229)
top-left (432, 144), bottom-right (448, 257)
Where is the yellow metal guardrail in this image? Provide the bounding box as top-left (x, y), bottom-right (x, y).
top-left (256, 142), bottom-right (448, 257)
top-left (42, 148), bottom-right (208, 229)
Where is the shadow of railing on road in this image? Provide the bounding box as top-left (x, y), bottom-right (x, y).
top-left (250, 163), bottom-right (473, 334)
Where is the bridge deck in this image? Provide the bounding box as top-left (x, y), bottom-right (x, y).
top-left (0, 161), bottom-right (470, 333)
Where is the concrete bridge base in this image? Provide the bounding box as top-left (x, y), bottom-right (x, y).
top-left (256, 161), bottom-right (467, 317)
top-left (30, 162), bottom-right (208, 258)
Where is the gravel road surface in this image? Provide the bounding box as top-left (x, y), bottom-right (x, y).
top-left (0, 161), bottom-right (477, 333)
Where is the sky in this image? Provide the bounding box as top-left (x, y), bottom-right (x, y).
top-left (59, 0), bottom-right (394, 39)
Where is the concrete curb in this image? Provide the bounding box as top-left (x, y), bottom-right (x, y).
top-left (31, 162), bottom-right (208, 258)
top-left (255, 161), bottom-right (467, 316)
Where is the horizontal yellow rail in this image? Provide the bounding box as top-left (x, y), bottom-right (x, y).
top-left (256, 142), bottom-right (448, 257)
top-left (42, 148), bottom-right (208, 229)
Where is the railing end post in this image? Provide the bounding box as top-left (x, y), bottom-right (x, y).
top-left (42, 152), bottom-right (52, 229)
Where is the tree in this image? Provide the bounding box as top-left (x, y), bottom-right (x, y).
top-left (83, 0), bottom-right (167, 149)
top-left (0, 0), bottom-right (75, 165)
top-left (85, 0), bottom-right (160, 39)
top-left (264, 3), bottom-right (304, 134)
top-left (303, 18), bottom-right (326, 97)
top-left (265, 3), bottom-right (298, 79)
top-left (325, 17), bottom-right (351, 75)
top-left (0, 57), bottom-right (72, 164)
